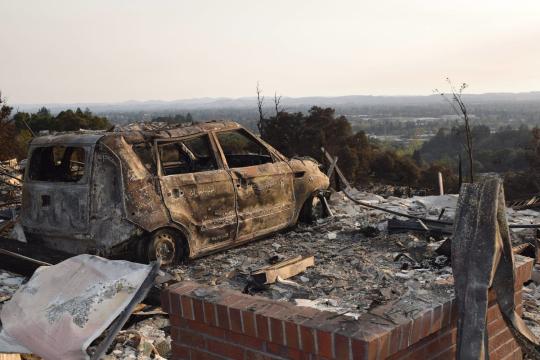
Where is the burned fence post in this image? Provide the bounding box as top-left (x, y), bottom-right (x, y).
top-left (452, 176), bottom-right (540, 359)
top-left (438, 171), bottom-right (444, 195)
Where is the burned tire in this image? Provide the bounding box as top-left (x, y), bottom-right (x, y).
top-left (146, 229), bottom-right (185, 266)
top-left (299, 194), bottom-right (325, 224)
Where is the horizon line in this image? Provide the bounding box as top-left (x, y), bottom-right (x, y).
top-left (9, 90), bottom-right (540, 107)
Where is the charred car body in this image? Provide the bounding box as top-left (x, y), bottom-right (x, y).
top-left (20, 121), bottom-right (329, 265)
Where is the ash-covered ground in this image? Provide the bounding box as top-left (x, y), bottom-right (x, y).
top-left (169, 192), bottom-right (459, 320)
top-left (1, 190), bottom-right (540, 359)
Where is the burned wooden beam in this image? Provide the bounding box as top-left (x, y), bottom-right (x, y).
top-left (251, 255), bottom-right (315, 285)
top-left (387, 218), bottom-right (453, 235)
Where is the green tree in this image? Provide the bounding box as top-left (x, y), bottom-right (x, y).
top-left (0, 94), bottom-right (27, 160)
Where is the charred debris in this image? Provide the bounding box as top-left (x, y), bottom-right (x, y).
top-left (1, 121), bottom-right (540, 359)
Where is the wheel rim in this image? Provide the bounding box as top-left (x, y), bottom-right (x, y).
top-left (151, 232), bottom-right (176, 265)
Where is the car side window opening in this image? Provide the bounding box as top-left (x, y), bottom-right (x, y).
top-left (28, 146), bottom-right (86, 182)
top-left (158, 135), bottom-right (218, 176)
top-left (217, 130), bottom-right (273, 168)
top-left (132, 143), bottom-right (156, 174)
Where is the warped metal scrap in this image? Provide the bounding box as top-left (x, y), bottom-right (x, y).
top-left (452, 177), bottom-right (540, 359)
top-left (0, 255), bottom-right (158, 360)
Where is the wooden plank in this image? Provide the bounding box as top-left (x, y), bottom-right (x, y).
top-left (326, 155), bottom-right (338, 178)
top-left (321, 147), bottom-right (352, 190)
top-left (251, 255), bottom-right (315, 284)
top-left (0, 355), bottom-right (22, 360)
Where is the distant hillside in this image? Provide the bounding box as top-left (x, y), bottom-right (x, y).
top-left (13, 92), bottom-right (540, 114)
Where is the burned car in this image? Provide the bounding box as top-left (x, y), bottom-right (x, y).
top-left (20, 121), bottom-right (329, 265)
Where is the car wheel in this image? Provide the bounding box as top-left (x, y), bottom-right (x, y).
top-left (299, 194), bottom-right (325, 224)
top-left (147, 229), bottom-right (184, 266)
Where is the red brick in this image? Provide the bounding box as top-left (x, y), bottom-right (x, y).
top-left (172, 343), bottom-right (190, 359)
top-left (514, 291), bottom-right (522, 307)
top-left (432, 344), bottom-right (456, 360)
top-left (316, 329), bottom-right (333, 358)
top-left (512, 348), bottom-right (523, 360)
top-left (491, 339), bottom-right (515, 360)
top-left (256, 314), bottom-right (271, 341)
top-left (161, 290), bottom-right (171, 314)
top-left (190, 348), bottom-right (225, 360)
top-left (450, 301), bottom-right (458, 325)
top-left (228, 297), bottom-right (259, 313)
top-left (300, 325), bottom-right (316, 354)
top-left (181, 295), bottom-right (194, 320)
top-left (487, 303), bottom-right (503, 323)
top-left (420, 310), bottom-right (433, 338)
top-left (204, 301), bottom-right (217, 326)
top-left (361, 337), bottom-right (380, 360)
top-left (216, 304), bottom-right (231, 330)
top-left (285, 321), bottom-right (300, 349)
top-left (206, 338), bottom-right (244, 360)
top-left (294, 305), bottom-right (325, 320)
top-left (430, 304), bottom-right (443, 334)
top-left (267, 342), bottom-right (303, 360)
top-left (398, 321), bottom-right (412, 349)
top-left (487, 317), bottom-right (506, 337)
top-left (244, 349), bottom-right (282, 360)
top-left (351, 339), bottom-right (367, 360)
top-left (334, 333), bottom-right (350, 360)
top-left (193, 298), bottom-right (205, 322)
top-left (170, 314), bottom-right (182, 327)
top-left (387, 326), bottom-right (401, 356)
top-left (410, 317), bottom-right (423, 345)
top-left (170, 281), bottom-right (199, 295)
top-left (226, 331), bottom-right (264, 351)
top-left (184, 318), bottom-right (227, 339)
top-left (377, 332), bottom-right (390, 360)
top-left (230, 307), bottom-right (243, 333)
top-left (170, 291), bottom-right (182, 317)
top-left (489, 329), bottom-right (512, 353)
top-left (219, 292), bottom-right (250, 308)
top-left (242, 310), bottom-right (257, 338)
top-left (422, 328), bottom-right (456, 358)
top-left (171, 325), bottom-right (179, 340)
top-left (441, 301), bottom-right (452, 328)
top-left (176, 328), bottom-right (206, 348)
top-left (270, 317), bottom-right (285, 345)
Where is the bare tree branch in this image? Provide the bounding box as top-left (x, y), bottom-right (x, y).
top-left (436, 78), bottom-right (474, 183)
top-left (273, 92), bottom-right (282, 120)
top-left (256, 82), bottom-right (265, 134)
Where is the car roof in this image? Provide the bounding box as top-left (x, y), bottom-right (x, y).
top-left (29, 120), bottom-right (243, 146)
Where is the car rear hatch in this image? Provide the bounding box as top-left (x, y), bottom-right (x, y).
top-left (21, 134), bottom-right (103, 237)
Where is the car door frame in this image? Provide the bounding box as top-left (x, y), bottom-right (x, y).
top-left (154, 133), bottom-right (239, 253)
top-left (210, 128), bottom-right (296, 243)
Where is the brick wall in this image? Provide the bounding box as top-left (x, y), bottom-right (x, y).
top-left (162, 257), bottom-right (533, 360)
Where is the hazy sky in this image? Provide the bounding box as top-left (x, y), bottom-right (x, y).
top-left (2, 0), bottom-right (540, 104)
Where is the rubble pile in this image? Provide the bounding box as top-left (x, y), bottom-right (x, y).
top-left (522, 270), bottom-right (540, 338)
top-left (0, 270), bottom-right (25, 305)
top-left (102, 316), bottom-right (171, 360)
top-left (0, 159), bottom-right (22, 207)
top-left (167, 190), bottom-right (540, 320)
top-left (168, 192), bottom-right (460, 319)
top-left (1, 189), bottom-right (540, 359)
